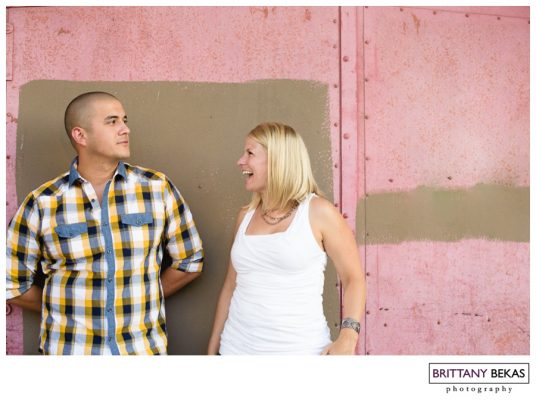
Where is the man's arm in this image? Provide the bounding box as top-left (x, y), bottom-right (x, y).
top-left (6, 193), bottom-right (43, 312)
top-left (161, 178), bottom-right (204, 296)
top-left (160, 268), bottom-right (201, 298)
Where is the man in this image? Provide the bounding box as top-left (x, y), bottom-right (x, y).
top-left (6, 91), bottom-right (204, 355)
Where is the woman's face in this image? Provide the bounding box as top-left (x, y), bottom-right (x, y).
top-left (237, 135), bottom-right (268, 193)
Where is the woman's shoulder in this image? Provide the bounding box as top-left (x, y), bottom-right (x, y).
top-left (234, 205), bottom-right (251, 229)
top-left (237, 205), bottom-right (250, 219)
top-left (309, 194), bottom-right (337, 213)
top-left (309, 195), bottom-right (342, 226)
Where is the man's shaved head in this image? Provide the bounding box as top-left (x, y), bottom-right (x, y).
top-left (64, 91), bottom-right (120, 137)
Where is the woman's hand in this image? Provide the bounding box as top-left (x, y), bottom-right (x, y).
top-left (321, 329), bottom-right (358, 355)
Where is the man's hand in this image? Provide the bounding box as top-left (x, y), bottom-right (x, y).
top-left (7, 285), bottom-right (43, 313)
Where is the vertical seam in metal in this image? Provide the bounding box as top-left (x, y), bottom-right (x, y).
top-left (337, 6), bottom-right (344, 323)
top-left (361, 5), bottom-right (368, 355)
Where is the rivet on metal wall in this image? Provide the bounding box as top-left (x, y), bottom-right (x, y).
top-left (400, 8), bottom-right (404, 12)
top-left (433, 11), bottom-right (437, 15)
top-left (364, 77), bottom-right (369, 82)
top-left (465, 14), bottom-right (469, 18)
top-left (332, 19), bottom-right (337, 24)
top-left (447, 176), bottom-right (452, 180)
top-left (365, 156), bottom-right (370, 161)
top-left (364, 115), bottom-right (369, 120)
top-left (6, 24), bottom-right (13, 34)
top-left (334, 203), bottom-right (339, 207)
top-left (388, 178), bottom-right (393, 183)
top-left (366, 310), bottom-right (370, 315)
top-left (6, 304), bottom-right (12, 316)
top-left (437, 320), bottom-right (441, 325)
top-left (333, 44), bottom-right (337, 49)
top-left (7, 155), bottom-right (10, 159)
top-left (342, 55), bottom-right (349, 62)
top-left (366, 351), bottom-right (370, 355)
top-left (383, 323), bottom-right (387, 327)
top-left (343, 213), bottom-right (348, 219)
top-left (334, 322), bottom-right (339, 327)
top-left (497, 16), bottom-right (501, 20)
top-left (343, 133), bottom-right (350, 139)
top-left (366, 232), bottom-right (370, 237)
top-left (334, 163), bottom-right (338, 168)
top-left (366, 272), bottom-right (370, 276)
top-left (333, 83), bottom-right (338, 88)
top-left (334, 122), bottom-right (338, 127)
top-left (364, 40), bottom-right (369, 45)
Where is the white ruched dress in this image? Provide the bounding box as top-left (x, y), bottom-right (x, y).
top-left (219, 193), bottom-right (332, 355)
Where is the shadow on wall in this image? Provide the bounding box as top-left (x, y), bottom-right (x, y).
top-left (16, 79), bottom-right (338, 355)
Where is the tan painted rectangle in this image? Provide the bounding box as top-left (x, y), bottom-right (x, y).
top-left (17, 80), bottom-right (338, 355)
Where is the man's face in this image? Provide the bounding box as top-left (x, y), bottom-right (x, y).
top-left (83, 98), bottom-right (130, 162)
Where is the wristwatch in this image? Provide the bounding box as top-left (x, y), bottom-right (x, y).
top-left (341, 317), bottom-right (360, 334)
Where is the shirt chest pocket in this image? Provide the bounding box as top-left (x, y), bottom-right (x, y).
top-left (119, 212), bottom-right (155, 253)
top-left (53, 221), bottom-right (104, 268)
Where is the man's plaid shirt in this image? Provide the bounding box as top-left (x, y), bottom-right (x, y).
top-left (6, 159), bottom-right (204, 355)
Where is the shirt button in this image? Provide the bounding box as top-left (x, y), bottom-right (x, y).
top-left (107, 336), bottom-right (112, 342)
top-left (107, 308), bottom-right (112, 313)
top-left (107, 278), bottom-right (112, 283)
top-left (107, 249), bottom-right (112, 254)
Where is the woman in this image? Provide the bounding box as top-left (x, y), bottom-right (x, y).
top-left (207, 123), bottom-right (366, 355)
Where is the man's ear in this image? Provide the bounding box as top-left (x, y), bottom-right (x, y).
top-left (71, 127), bottom-right (87, 147)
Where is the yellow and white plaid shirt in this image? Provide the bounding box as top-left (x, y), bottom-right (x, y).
top-left (6, 159), bottom-right (203, 355)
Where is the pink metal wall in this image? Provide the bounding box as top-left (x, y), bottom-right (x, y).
top-left (359, 7), bottom-right (529, 354)
top-left (6, 6), bottom-right (530, 355)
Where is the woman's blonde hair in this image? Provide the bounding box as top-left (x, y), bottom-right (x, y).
top-left (247, 122), bottom-right (321, 211)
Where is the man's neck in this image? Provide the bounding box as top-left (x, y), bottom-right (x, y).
top-left (76, 155), bottom-right (120, 202)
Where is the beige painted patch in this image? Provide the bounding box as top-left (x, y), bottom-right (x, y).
top-left (357, 185), bottom-right (529, 244)
top-left (17, 80), bottom-right (337, 354)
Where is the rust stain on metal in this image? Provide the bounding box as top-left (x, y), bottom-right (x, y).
top-left (7, 113), bottom-right (18, 123)
top-left (6, 23), bottom-right (13, 81)
top-left (57, 27), bottom-right (71, 35)
top-left (250, 6), bottom-right (269, 18)
top-left (411, 13), bottom-right (421, 34)
top-left (304, 8), bottom-right (312, 22)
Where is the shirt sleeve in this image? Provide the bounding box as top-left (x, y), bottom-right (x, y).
top-left (6, 193), bottom-right (42, 300)
top-left (163, 178), bottom-right (204, 273)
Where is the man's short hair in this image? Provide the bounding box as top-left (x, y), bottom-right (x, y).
top-left (64, 91), bottom-right (119, 137)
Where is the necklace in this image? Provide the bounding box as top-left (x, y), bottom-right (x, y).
top-left (261, 202), bottom-right (298, 225)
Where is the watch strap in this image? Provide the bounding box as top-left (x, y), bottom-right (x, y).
top-left (341, 317), bottom-right (361, 334)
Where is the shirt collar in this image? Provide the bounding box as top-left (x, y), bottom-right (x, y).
top-left (68, 157), bottom-right (128, 186)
